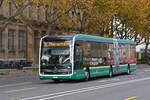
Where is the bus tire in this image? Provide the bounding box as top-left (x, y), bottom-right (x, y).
top-left (127, 64), bottom-right (131, 74)
top-left (84, 69), bottom-right (90, 81)
top-left (109, 66), bottom-right (113, 78)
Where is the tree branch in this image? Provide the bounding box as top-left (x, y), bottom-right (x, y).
top-left (0, 1), bottom-right (32, 25)
top-left (50, 2), bottom-right (77, 24)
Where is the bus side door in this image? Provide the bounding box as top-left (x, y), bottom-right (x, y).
top-left (74, 43), bottom-right (83, 69)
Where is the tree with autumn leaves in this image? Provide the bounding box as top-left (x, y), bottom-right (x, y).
top-left (1, 0), bottom-right (150, 38)
top-left (1, 0), bottom-right (150, 63)
top-left (86, 0), bottom-right (150, 64)
top-left (115, 0), bottom-right (150, 63)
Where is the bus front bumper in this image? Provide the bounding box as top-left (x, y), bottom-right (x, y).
top-left (39, 75), bottom-right (73, 80)
top-left (39, 69), bottom-right (86, 80)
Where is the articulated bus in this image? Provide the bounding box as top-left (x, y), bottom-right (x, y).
top-left (39, 34), bottom-right (136, 81)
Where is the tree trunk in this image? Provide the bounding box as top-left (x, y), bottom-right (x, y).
top-left (48, 23), bottom-right (52, 35)
top-left (110, 17), bottom-right (114, 38)
top-left (144, 38), bottom-right (149, 64)
top-left (80, 22), bottom-right (83, 33)
top-left (47, 23), bottom-right (55, 35)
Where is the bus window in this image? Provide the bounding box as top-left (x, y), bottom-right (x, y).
top-left (74, 43), bottom-right (83, 69)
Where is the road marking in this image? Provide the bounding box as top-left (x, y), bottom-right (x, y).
top-left (98, 80), bottom-right (109, 83)
top-left (138, 72), bottom-right (145, 74)
top-left (98, 78), bottom-right (120, 82)
top-left (4, 87), bottom-right (37, 93)
top-left (0, 82), bottom-right (32, 88)
top-left (124, 96), bottom-right (137, 100)
top-left (0, 76), bottom-right (30, 80)
top-left (144, 70), bottom-right (150, 72)
top-left (22, 77), bottom-right (150, 100)
top-left (110, 78), bottom-right (120, 81)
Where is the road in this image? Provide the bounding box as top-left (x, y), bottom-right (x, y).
top-left (0, 67), bottom-right (150, 100)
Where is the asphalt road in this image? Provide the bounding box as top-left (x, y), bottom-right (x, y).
top-left (0, 67), bottom-right (150, 100)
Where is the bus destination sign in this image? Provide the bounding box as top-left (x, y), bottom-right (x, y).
top-left (43, 42), bottom-right (69, 47)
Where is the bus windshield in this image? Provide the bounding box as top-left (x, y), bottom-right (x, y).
top-left (40, 40), bottom-right (72, 75)
top-left (41, 46), bottom-right (70, 65)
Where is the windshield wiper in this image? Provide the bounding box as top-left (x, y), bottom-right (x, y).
top-left (63, 57), bottom-right (70, 63)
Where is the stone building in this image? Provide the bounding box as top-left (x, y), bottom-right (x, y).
top-left (0, 1), bottom-right (47, 66)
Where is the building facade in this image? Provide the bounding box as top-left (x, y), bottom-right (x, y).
top-left (0, 1), bottom-right (47, 66)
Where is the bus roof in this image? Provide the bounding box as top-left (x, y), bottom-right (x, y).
top-left (42, 34), bottom-right (135, 44)
top-left (74, 34), bottom-right (135, 44)
top-left (42, 35), bottom-right (74, 41)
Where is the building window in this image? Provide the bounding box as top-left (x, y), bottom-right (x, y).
top-left (8, 29), bottom-right (15, 51)
top-left (9, 2), bottom-right (12, 16)
top-left (0, 29), bottom-right (3, 50)
top-left (18, 30), bottom-right (26, 51)
top-left (28, 6), bottom-right (32, 19)
top-left (37, 6), bottom-right (40, 20)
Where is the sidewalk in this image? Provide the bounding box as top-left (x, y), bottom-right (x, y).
top-left (0, 68), bottom-right (38, 78)
top-left (0, 69), bottom-right (17, 72)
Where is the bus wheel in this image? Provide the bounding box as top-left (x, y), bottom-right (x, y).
top-left (127, 65), bottom-right (131, 74)
top-left (84, 70), bottom-right (90, 81)
top-left (109, 67), bottom-right (113, 78)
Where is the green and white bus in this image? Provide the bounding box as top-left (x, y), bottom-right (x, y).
top-left (39, 34), bottom-right (136, 81)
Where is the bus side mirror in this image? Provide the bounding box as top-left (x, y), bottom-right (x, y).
top-left (75, 43), bottom-right (82, 48)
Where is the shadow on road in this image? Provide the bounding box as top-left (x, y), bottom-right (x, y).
top-left (40, 73), bottom-right (134, 84)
